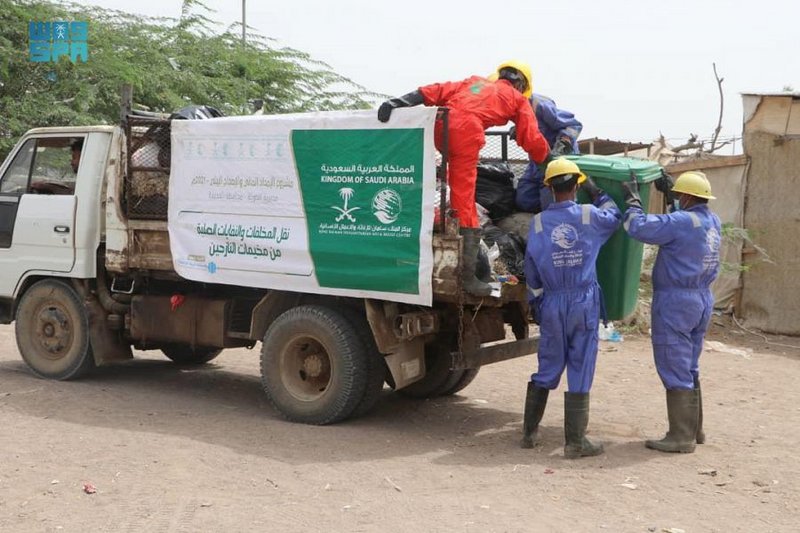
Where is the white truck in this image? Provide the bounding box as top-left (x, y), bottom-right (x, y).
top-left (0, 103), bottom-right (536, 424)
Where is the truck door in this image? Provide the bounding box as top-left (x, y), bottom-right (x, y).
top-left (0, 136), bottom-right (81, 298)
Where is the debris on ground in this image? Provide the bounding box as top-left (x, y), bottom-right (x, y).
top-left (705, 340), bottom-right (752, 358)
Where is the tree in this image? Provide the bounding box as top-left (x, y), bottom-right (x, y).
top-left (0, 0), bottom-right (379, 159)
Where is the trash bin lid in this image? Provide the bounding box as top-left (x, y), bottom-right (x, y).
top-left (565, 154), bottom-right (662, 183)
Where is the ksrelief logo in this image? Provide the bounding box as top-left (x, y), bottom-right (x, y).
top-left (551, 223), bottom-right (578, 249)
top-left (372, 189), bottom-right (402, 224)
top-left (706, 227), bottom-right (720, 254)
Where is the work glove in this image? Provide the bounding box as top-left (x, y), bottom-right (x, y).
top-left (551, 136), bottom-right (574, 156)
top-left (581, 176), bottom-right (603, 201)
top-left (621, 170), bottom-right (643, 210)
top-left (655, 168), bottom-right (678, 207)
top-left (377, 90), bottom-right (424, 122)
top-left (508, 126), bottom-right (517, 142)
top-left (654, 169), bottom-right (674, 195)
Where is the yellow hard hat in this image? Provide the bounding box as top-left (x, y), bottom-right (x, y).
top-left (494, 60), bottom-right (533, 98)
top-left (671, 171), bottom-right (716, 200)
top-left (544, 158), bottom-right (586, 186)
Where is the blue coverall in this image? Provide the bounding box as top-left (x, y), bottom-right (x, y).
top-left (515, 94), bottom-right (583, 213)
top-left (624, 204), bottom-right (721, 390)
top-left (525, 194), bottom-right (621, 392)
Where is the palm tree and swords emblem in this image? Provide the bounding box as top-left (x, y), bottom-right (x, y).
top-left (332, 187), bottom-right (360, 222)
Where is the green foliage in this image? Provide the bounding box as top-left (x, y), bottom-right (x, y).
top-left (720, 222), bottom-right (772, 274)
top-left (0, 0), bottom-right (380, 159)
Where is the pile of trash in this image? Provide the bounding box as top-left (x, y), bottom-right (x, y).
top-left (435, 161), bottom-right (529, 282)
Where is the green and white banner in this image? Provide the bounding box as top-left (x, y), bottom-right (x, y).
top-left (168, 108), bottom-right (437, 305)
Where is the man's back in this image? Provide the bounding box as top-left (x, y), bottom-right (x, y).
top-left (420, 76), bottom-right (529, 129)
top-left (526, 199), bottom-right (621, 292)
top-left (625, 205), bottom-right (721, 290)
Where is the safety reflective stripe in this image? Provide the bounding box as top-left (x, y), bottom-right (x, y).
top-left (600, 200), bottom-right (616, 211)
top-left (533, 213), bottom-right (543, 233)
top-left (623, 212), bottom-right (633, 232)
top-left (581, 204), bottom-right (592, 225)
top-left (687, 211), bottom-right (702, 228)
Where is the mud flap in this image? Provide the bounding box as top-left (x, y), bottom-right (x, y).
top-left (384, 337), bottom-right (425, 390)
top-left (84, 295), bottom-right (133, 365)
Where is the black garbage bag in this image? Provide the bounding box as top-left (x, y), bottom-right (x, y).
top-left (475, 162), bottom-right (515, 221)
top-left (482, 223), bottom-right (526, 277)
top-left (170, 105), bottom-right (225, 120)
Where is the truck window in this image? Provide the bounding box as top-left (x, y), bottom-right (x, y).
top-left (0, 139), bottom-right (35, 195)
top-left (27, 137), bottom-right (83, 195)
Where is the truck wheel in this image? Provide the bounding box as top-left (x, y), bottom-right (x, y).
top-left (260, 305), bottom-right (369, 425)
top-left (339, 307), bottom-right (386, 418)
top-left (14, 279), bottom-right (95, 380)
top-left (439, 367), bottom-right (480, 396)
top-left (397, 342), bottom-right (461, 399)
top-left (161, 345), bottom-right (222, 365)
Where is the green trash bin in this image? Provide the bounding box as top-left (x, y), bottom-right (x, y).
top-left (565, 154), bottom-right (662, 321)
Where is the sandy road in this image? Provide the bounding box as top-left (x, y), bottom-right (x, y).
top-left (1, 322), bottom-right (799, 532)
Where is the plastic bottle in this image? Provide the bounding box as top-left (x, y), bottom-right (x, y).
top-left (598, 322), bottom-right (623, 342)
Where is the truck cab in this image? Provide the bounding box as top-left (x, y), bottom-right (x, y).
top-left (0, 127), bottom-right (116, 321)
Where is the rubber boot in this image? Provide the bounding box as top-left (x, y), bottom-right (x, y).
top-left (459, 228), bottom-right (492, 297)
top-left (694, 376), bottom-right (705, 444)
top-left (563, 392), bottom-right (604, 459)
top-left (645, 389), bottom-right (699, 453)
top-left (520, 382), bottom-right (549, 448)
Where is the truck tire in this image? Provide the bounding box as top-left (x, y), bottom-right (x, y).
top-left (439, 367), bottom-right (480, 396)
top-left (160, 345), bottom-right (222, 365)
top-left (15, 279), bottom-right (95, 380)
top-left (260, 305), bottom-right (369, 425)
top-left (339, 307), bottom-right (386, 418)
top-left (397, 342), bottom-right (461, 399)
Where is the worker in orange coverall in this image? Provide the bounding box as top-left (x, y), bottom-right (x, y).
top-left (377, 61), bottom-right (550, 296)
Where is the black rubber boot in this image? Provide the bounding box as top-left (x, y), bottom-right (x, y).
top-left (459, 228), bottom-right (492, 297)
top-left (563, 392), bottom-right (604, 459)
top-left (520, 382), bottom-right (549, 448)
top-left (645, 389), bottom-right (699, 453)
top-left (695, 376), bottom-right (705, 444)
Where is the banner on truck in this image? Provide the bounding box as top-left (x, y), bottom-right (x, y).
top-left (168, 108), bottom-right (438, 305)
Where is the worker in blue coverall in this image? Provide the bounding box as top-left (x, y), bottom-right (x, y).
top-left (515, 94), bottom-right (583, 213)
top-left (520, 158), bottom-right (621, 458)
top-left (622, 170), bottom-right (721, 453)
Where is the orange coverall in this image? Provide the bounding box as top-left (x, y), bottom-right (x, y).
top-left (419, 76), bottom-right (549, 227)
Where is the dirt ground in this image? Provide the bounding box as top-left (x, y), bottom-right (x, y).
top-left (1, 319), bottom-right (799, 533)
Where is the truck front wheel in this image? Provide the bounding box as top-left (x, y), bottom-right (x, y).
top-left (15, 279), bottom-right (95, 380)
top-left (260, 305), bottom-right (369, 425)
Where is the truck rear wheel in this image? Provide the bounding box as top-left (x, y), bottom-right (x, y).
top-left (397, 342), bottom-right (462, 399)
top-left (15, 279), bottom-right (95, 380)
top-left (161, 344), bottom-right (222, 365)
top-left (260, 305), bottom-right (369, 425)
top-left (339, 307), bottom-right (386, 418)
top-left (439, 367), bottom-right (480, 396)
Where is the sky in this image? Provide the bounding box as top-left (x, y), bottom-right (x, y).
top-left (83, 0), bottom-right (799, 151)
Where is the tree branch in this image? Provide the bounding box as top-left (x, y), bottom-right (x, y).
top-left (672, 134), bottom-right (701, 153)
top-left (710, 62), bottom-right (724, 152)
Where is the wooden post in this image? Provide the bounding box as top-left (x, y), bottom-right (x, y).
top-left (120, 84), bottom-right (132, 126)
